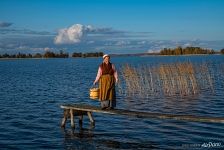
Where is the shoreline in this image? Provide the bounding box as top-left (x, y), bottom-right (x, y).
top-left (0, 53), bottom-right (222, 60)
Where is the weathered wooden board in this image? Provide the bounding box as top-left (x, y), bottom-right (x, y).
top-left (60, 104), bottom-right (224, 123)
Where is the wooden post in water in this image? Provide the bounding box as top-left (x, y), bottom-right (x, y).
top-left (79, 114), bottom-right (83, 124)
top-left (70, 109), bottom-right (75, 128)
top-left (61, 109), bottom-right (69, 127)
top-left (87, 112), bottom-right (95, 126)
top-left (60, 108), bottom-right (93, 128)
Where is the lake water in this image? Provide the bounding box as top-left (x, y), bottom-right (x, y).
top-left (0, 55), bottom-right (223, 149)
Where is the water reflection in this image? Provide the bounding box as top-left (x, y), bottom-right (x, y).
top-left (161, 96), bottom-right (199, 114)
top-left (62, 127), bottom-right (95, 150)
top-left (62, 128), bottom-right (94, 139)
top-left (97, 139), bottom-right (158, 149)
top-left (62, 127), bottom-right (159, 150)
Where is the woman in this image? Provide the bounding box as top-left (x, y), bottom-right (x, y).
top-left (93, 54), bottom-right (118, 109)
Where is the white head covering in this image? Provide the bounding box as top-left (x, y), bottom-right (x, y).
top-left (103, 54), bottom-right (110, 59)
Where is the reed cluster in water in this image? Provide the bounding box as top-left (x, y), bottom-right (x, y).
top-left (118, 61), bottom-right (216, 98)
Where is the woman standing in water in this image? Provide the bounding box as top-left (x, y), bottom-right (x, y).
top-left (93, 54), bottom-right (118, 109)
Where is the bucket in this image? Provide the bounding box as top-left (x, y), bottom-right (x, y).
top-left (90, 87), bottom-right (99, 100)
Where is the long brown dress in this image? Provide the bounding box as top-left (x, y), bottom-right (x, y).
top-left (99, 62), bottom-right (116, 108)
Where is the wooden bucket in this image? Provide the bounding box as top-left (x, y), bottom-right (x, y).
top-left (89, 87), bottom-right (99, 100)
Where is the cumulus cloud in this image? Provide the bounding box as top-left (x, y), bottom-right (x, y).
top-left (54, 24), bottom-right (128, 44)
top-left (0, 21), bottom-right (13, 27)
top-left (54, 24), bottom-right (89, 44)
top-left (54, 24), bottom-right (113, 44)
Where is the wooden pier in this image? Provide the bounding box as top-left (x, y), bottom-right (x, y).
top-left (60, 104), bottom-right (224, 128)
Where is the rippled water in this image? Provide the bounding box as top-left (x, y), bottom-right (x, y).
top-left (0, 56), bottom-right (223, 149)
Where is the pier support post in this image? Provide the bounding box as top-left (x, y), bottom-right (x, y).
top-left (70, 109), bottom-right (75, 128)
top-left (79, 114), bottom-right (83, 127)
top-left (61, 109), bottom-right (69, 128)
top-left (87, 112), bottom-right (95, 126)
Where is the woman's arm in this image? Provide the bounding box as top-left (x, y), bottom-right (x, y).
top-left (94, 67), bottom-right (102, 84)
top-left (112, 64), bottom-right (118, 83)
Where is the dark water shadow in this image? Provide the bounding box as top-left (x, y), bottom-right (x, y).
top-left (61, 127), bottom-right (95, 150)
top-left (97, 139), bottom-right (159, 150)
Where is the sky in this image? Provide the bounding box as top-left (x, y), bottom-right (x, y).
top-left (0, 0), bottom-right (224, 54)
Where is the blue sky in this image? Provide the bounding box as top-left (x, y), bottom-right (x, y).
top-left (0, 0), bottom-right (224, 54)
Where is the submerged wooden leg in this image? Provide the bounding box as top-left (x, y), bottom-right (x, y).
top-left (79, 114), bottom-right (83, 128)
top-left (87, 112), bottom-right (95, 127)
top-left (79, 114), bottom-right (83, 124)
top-left (61, 109), bottom-right (69, 128)
top-left (70, 109), bottom-right (75, 128)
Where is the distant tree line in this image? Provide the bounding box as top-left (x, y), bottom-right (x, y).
top-left (160, 46), bottom-right (215, 55)
top-left (72, 52), bottom-right (103, 58)
top-left (0, 51), bottom-right (104, 59)
top-left (221, 48), bottom-right (224, 54)
top-left (43, 51), bottom-right (69, 58)
top-left (0, 52), bottom-right (36, 58)
top-left (0, 50), bottom-right (69, 58)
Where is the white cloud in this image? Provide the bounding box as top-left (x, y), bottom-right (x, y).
top-left (137, 41), bottom-right (146, 44)
top-left (115, 40), bottom-right (130, 46)
top-left (184, 43), bottom-right (192, 47)
top-left (54, 24), bottom-right (116, 44)
top-left (44, 47), bottom-right (54, 51)
top-left (54, 24), bottom-right (89, 44)
top-left (54, 24), bottom-right (139, 45)
top-left (148, 49), bottom-right (159, 53)
top-left (87, 41), bottom-right (95, 44)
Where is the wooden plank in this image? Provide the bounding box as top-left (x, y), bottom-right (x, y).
top-left (60, 104), bottom-right (224, 123)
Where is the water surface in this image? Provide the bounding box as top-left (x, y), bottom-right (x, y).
top-left (0, 55), bottom-right (223, 149)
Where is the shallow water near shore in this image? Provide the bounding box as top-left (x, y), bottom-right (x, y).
top-left (0, 55), bottom-right (223, 149)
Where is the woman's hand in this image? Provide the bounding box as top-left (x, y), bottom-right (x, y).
top-left (115, 78), bottom-right (119, 84)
